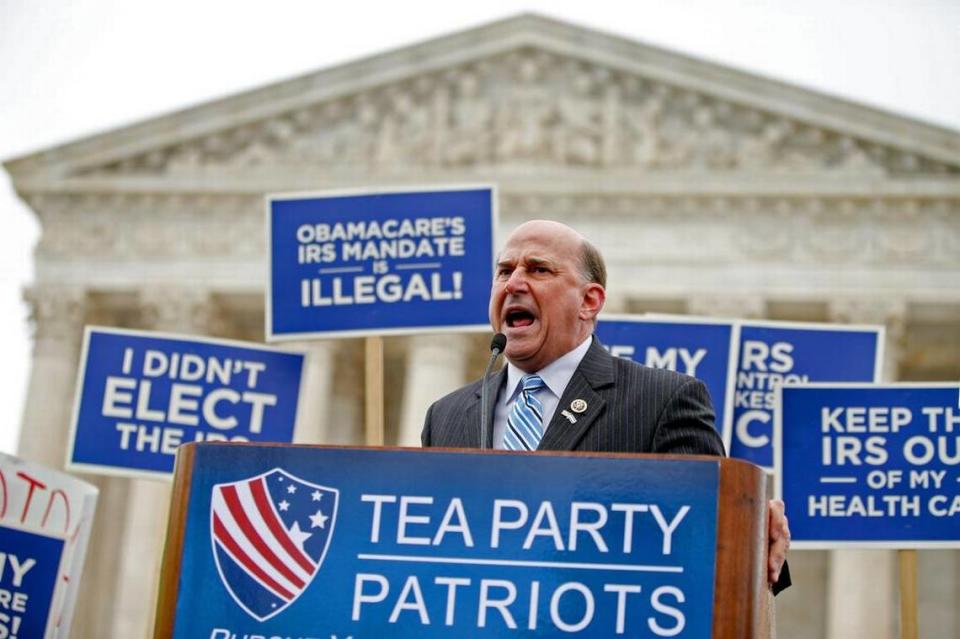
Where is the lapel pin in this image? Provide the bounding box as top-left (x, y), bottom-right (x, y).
top-left (561, 410), bottom-right (578, 424)
top-left (571, 399), bottom-right (588, 414)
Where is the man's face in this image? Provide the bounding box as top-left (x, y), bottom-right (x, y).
top-left (489, 221), bottom-right (605, 373)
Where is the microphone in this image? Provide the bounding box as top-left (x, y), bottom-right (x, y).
top-left (480, 333), bottom-right (507, 450)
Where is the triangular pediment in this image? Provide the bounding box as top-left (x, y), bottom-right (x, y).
top-left (6, 13), bottom-right (960, 186)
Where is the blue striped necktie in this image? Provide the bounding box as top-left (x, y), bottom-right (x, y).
top-left (504, 374), bottom-right (547, 451)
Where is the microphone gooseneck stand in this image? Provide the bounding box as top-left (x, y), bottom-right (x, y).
top-left (479, 333), bottom-right (507, 450)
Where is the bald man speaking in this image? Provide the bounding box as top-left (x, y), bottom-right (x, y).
top-left (421, 220), bottom-right (790, 591)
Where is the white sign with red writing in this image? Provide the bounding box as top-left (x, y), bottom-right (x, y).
top-left (0, 453), bottom-right (98, 638)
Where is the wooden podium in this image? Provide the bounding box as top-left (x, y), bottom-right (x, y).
top-left (156, 444), bottom-right (772, 638)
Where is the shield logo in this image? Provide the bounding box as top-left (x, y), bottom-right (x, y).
top-left (209, 468), bottom-right (339, 621)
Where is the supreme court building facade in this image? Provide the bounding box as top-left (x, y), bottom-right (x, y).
top-left (5, 14), bottom-right (960, 639)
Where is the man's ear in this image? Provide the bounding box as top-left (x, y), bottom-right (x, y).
top-left (579, 283), bottom-right (606, 321)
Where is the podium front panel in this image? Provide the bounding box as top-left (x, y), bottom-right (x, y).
top-left (159, 444), bottom-right (725, 639)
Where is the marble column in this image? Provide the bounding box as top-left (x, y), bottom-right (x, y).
top-left (918, 550), bottom-right (959, 639)
top-left (18, 286), bottom-right (112, 639)
top-left (110, 288), bottom-right (221, 638)
top-left (823, 298), bottom-right (907, 639)
top-left (397, 334), bottom-right (470, 446)
top-left (70, 475), bottom-right (131, 638)
top-left (325, 341), bottom-right (365, 445)
top-left (17, 286), bottom-right (86, 468)
top-left (283, 340), bottom-right (337, 443)
top-left (40, 289), bottom-right (136, 639)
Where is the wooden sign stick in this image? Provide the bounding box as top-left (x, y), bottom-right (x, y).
top-left (898, 549), bottom-right (918, 639)
top-left (364, 336), bottom-right (385, 446)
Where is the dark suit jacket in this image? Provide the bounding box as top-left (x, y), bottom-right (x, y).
top-left (422, 336), bottom-right (791, 594)
top-left (422, 337), bottom-right (725, 455)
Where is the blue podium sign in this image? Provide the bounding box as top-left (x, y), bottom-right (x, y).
top-left (729, 322), bottom-right (882, 471)
top-left (68, 327), bottom-right (305, 479)
top-left (0, 525), bottom-right (65, 639)
top-left (170, 445), bottom-right (720, 638)
top-left (777, 383), bottom-right (960, 548)
top-left (267, 186), bottom-right (496, 340)
top-left (595, 316), bottom-right (738, 449)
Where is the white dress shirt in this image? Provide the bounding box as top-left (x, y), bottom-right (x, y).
top-left (492, 335), bottom-right (593, 449)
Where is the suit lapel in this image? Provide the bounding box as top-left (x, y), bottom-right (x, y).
top-left (538, 338), bottom-right (615, 451)
top-left (470, 366), bottom-right (508, 448)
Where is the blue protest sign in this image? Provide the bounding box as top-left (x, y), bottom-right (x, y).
top-left (729, 321), bottom-right (882, 471)
top-left (0, 525), bottom-right (65, 639)
top-left (68, 327), bottom-right (305, 479)
top-left (595, 316), bottom-right (738, 449)
top-left (267, 186), bottom-right (496, 340)
top-left (776, 383), bottom-right (960, 548)
top-left (170, 445), bottom-right (719, 638)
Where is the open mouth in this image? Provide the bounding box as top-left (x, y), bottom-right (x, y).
top-left (505, 309), bottom-right (536, 328)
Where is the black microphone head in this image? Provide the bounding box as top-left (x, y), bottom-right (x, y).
top-left (490, 333), bottom-right (507, 353)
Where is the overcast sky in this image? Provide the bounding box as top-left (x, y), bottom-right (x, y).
top-left (1, 0), bottom-right (958, 454)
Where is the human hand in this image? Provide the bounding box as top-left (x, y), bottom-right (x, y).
top-left (767, 498), bottom-right (790, 585)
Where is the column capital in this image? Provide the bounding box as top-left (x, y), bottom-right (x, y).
top-left (601, 292), bottom-right (629, 314)
top-left (827, 297), bottom-right (907, 337)
top-left (688, 294), bottom-right (765, 320)
top-left (23, 285), bottom-right (87, 355)
top-left (138, 287), bottom-right (223, 334)
top-left (828, 297), bottom-right (908, 381)
top-left (18, 285), bottom-right (88, 466)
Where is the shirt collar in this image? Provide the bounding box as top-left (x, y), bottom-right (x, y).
top-left (505, 335), bottom-right (593, 400)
